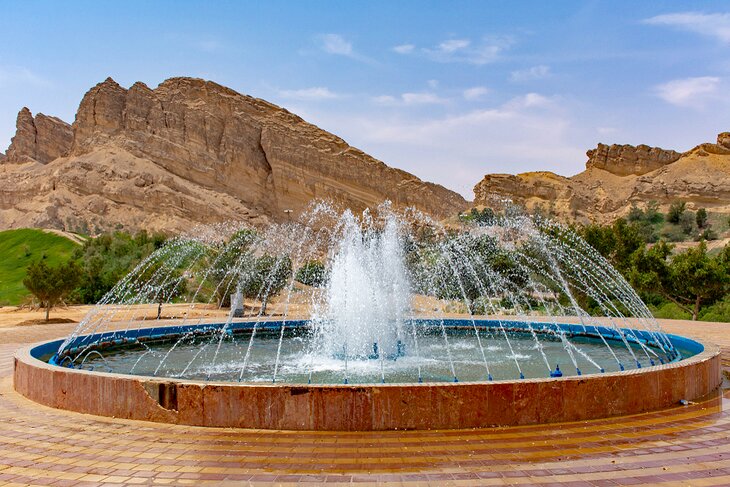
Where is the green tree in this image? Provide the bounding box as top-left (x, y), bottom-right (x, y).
top-left (295, 260), bottom-right (327, 287)
top-left (23, 260), bottom-right (81, 320)
top-left (696, 208), bottom-right (708, 228)
top-left (581, 223), bottom-right (616, 259)
top-left (667, 201), bottom-right (686, 224)
top-left (242, 254), bottom-right (292, 313)
top-left (74, 231), bottom-right (166, 303)
top-left (627, 203), bottom-right (643, 222)
top-left (679, 211), bottom-right (696, 235)
top-left (645, 201), bottom-right (662, 224)
top-left (631, 241), bottom-right (729, 320)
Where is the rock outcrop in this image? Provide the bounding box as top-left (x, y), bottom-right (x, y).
top-left (474, 135), bottom-right (730, 223)
top-left (0, 77), bottom-right (467, 233)
top-left (585, 143), bottom-right (681, 176)
top-left (4, 108), bottom-right (73, 164)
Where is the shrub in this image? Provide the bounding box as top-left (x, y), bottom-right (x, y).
top-left (295, 260), bottom-right (327, 287)
top-left (650, 302), bottom-right (691, 320)
top-left (699, 296), bottom-right (730, 322)
top-left (696, 208), bottom-right (708, 228)
top-left (667, 201), bottom-right (686, 224)
top-left (679, 211), bottom-right (696, 235)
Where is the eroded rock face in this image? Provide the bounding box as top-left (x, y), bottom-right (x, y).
top-left (68, 76), bottom-right (466, 220)
top-left (718, 132), bottom-right (730, 150)
top-left (585, 143), bottom-right (681, 176)
top-left (4, 107), bottom-right (73, 164)
top-left (474, 133), bottom-right (730, 223)
top-left (1, 76), bottom-right (466, 233)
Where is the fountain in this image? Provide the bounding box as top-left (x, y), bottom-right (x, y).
top-left (13, 202), bottom-right (721, 430)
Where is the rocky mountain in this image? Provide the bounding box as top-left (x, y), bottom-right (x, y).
top-left (474, 133), bottom-right (730, 223)
top-left (0, 77), bottom-right (467, 234)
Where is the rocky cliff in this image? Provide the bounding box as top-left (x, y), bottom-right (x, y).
top-left (474, 133), bottom-right (730, 223)
top-left (4, 107), bottom-right (73, 164)
top-left (0, 77), bottom-right (467, 233)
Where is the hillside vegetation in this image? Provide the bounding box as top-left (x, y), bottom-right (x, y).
top-left (0, 229), bottom-right (81, 305)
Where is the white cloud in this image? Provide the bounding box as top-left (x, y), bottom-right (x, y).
top-left (427, 79), bottom-right (439, 89)
top-left (278, 87), bottom-right (342, 101)
top-left (0, 66), bottom-right (50, 88)
top-left (506, 93), bottom-right (553, 109)
top-left (401, 92), bottom-right (448, 105)
top-left (463, 86), bottom-right (489, 100)
top-left (510, 65), bottom-right (551, 82)
top-left (654, 76), bottom-right (720, 107)
top-left (413, 36), bottom-right (512, 65)
top-left (393, 44), bottom-right (415, 54)
top-left (644, 12), bottom-right (730, 43)
top-left (437, 39), bottom-right (471, 53)
top-left (374, 92), bottom-right (449, 106)
top-left (318, 33), bottom-right (353, 55)
top-left (333, 93), bottom-right (582, 197)
top-left (372, 95), bottom-right (397, 105)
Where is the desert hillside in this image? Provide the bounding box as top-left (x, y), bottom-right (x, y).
top-left (0, 77), bottom-right (467, 234)
top-left (474, 133), bottom-right (730, 223)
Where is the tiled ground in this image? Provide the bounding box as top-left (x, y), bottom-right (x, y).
top-left (1, 321), bottom-right (729, 486)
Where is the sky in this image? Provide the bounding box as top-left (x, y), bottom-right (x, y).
top-left (1, 1), bottom-right (729, 199)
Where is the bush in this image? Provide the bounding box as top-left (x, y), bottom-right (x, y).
top-left (699, 296), bottom-right (730, 322)
top-left (679, 211), bottom-right (696, 235)
top-left (649, 302), bottom-right (691, 320)
top-left (627, 203), bottom-right (643, 222)
top-left (696, 208), bottom-right (708, 228)
top-left (697, 228), bottom-right (718, 241)
top-left (645, 201), bottom-right (663, 224)
top-left (295, 260), bottom-right (327, 287)
top-left (667, 201), bottom-right (686, 224)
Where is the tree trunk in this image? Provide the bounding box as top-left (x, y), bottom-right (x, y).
top-left (45, 304), bottom-right (50, 322)
top-left (692, 296), bottom-right (701, 321)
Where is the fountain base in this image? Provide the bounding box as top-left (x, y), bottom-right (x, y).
top-left (14, 321), bottom-right (722, 431)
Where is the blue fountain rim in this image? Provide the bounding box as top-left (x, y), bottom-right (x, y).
top-left (42, 319), bottom-right (700, 369)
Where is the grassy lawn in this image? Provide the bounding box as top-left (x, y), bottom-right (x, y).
top-left (0, 229), bottom-right (81, 305)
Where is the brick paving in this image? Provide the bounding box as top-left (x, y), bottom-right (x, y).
top-left (0, 320), bottom-right (729, 485)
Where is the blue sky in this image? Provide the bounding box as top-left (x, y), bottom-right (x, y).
top-left (1, 1), bottom-right (729, 198)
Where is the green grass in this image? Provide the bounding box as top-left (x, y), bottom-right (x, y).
top-left (0, 229), bottom-right (81, 305)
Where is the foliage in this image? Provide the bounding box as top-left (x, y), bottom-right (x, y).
top-left (630, 241), bottom-right (729, 320)
top-left (295, 260), bottom-right (327, 287)
top-left (460, 207), bottom-right (496, 224)
top-left (667, 201), bottom-right (686, 224)
top-left (0, 229), bottom-right (80, 305)
top-left (73, 230), bottom-right (167, 304)
top-left (243, 254), bottom-right (292, 312)
top-left (580, 219), bottom-right (643, 273)
top-left (422, 233), bottom-right (529, 313)
top-left (696, 208), bottom-right (708, 229)
top-left (699, 295), bottom-right (730, 322)
top-left (679, 211), bottom-right (696, 235)
top-left (23, 259), bottom-right (81, 320)
top-left (204, 230), bottom-right (292, 309)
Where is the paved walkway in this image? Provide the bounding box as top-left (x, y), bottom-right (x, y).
top-left (0, 321), bottom-right (729, 486)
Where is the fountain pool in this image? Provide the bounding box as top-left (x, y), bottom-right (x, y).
top-left (13, 203), bottom-right (722, 430)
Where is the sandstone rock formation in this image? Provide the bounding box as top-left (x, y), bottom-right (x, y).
top-left (474, 136), bottom-right (730, 223)
top-left (585, 143), bottom-right (681, 176)
top-left (0, 77), bottom-right (467, 233)
top-left (3, 108), bottom-right (73, 164)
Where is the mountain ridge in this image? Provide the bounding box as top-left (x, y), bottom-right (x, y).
top-left (0, 77), bottom-right (467, 233)
top-left (474, 132), bottom-right (730, 223)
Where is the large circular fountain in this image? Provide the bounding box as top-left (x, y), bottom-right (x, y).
top-left (14, 203), bottom-right (722, 430)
